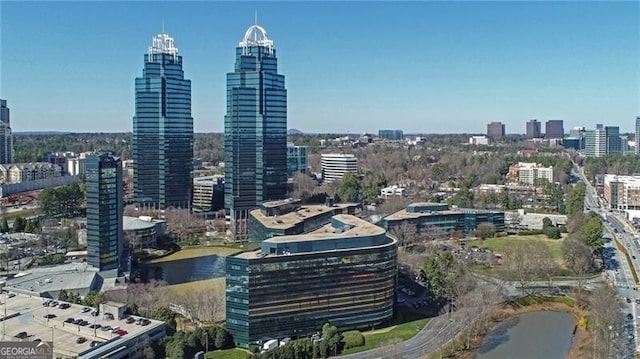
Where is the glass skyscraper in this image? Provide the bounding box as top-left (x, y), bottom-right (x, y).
top-left (133, 33), bottom-right (193, 209)
top-left (86, 153), bottom-right (123, 272)
top-left (0, 99), bottom-right (13, 164)
top-left (224, 24), bottom-right (287, 240)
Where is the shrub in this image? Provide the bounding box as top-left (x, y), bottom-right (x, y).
top-left (342, 330), bottom-right (365, 349)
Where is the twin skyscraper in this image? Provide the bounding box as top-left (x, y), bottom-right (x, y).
top-left (132, 22), bottom-right (288, 240)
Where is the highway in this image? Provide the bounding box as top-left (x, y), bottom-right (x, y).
top-left (576, 167), bottom-right (639, 355)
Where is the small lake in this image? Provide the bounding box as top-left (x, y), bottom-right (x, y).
top-left (146, 254), bottom-right (226, 285)
top-left (475, 311), bottom-right (576, 359)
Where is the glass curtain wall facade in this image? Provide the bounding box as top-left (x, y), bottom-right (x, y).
top-left (226, 231), bottom-right (397, 348)
top-left (224, 25), bottom-right (287, 240)
top-left (133, 33), bottom-right (193, 209)
top-left (86, 153), bottom-right (123, 272)
top-left (0, 99), bottom-right (13, 164)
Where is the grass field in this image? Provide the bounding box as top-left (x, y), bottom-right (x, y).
top-left (148, 246), bottom-right (241, 263)
top-left (464, 234), bottom-right (565, 265)
top-left (205, 348), bottom-right (250, 359)
top-left (340, 317), bottom-right (430, 355)
top-left (163, 277), bottom-right (226, 296)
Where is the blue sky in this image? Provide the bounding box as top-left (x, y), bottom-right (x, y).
top-left (1, 1), bottom-right (638, 134)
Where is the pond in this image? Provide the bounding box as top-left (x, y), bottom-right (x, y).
top-left (475, 311), bottom-right (576, 359)
top-left (146, 254), bottom-right (226, 285)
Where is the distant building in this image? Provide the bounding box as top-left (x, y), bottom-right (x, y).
top-left (469, 136), bottom-right (489, 145)
top-left (603, 174), bottom-right (640, 212)
top-left (562, 138), bottom-right (582, 151)
top-left (635, 116), bottom-right (640, 155)
top-left (86, 153), bottom-right (123, 272)
top-left (584, 124), bottom-right (607, 158)
top-left (381, 203), bottom-right (505, 236)
top-left (124, 215), bottom-right (166, 249)
top-left (0, 99), bottom-right (13, 164)
top-left (287, 143), bottom-right (308, 175)
top-left (378, 129), bottom-right (404, 141)
top-left (545, 120), bottom-right (564, 139)
top-left (486, 122), bottom-right (505, 140)
top-left (507, 162), bottom-right (553, 185)
top-left (380, 185), bottom-right (405, 198)
top-left (605, 126), bottom-right (622, 155)
top-left (133, 32), bottom-right (193, 210)
top-left (526, 119), bottom-right (542, 139)
top-left (321, 153), bottom-right (358, 183)
top-left (226, 214), bottom-right (396, 348)
top-left (0, 162), bottom-right (61, 184)
top-left (192, 175), bottom-right (224, 214)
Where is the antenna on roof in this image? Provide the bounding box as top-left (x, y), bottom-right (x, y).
top-left (254, 10), bottom-right (258, 25)
top-left (162, 19), bottom-right (165, 34)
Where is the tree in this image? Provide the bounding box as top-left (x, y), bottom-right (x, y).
top-left (389, 221), bottom-right (417, 247)
top-left (589, 283), bottom-right (625, 358)
top-left (544, 226), bottom-right (561, 239)
top-left (580, 212), bottom-right (604, 253)
top-left (0, 217), bottom-right (9, 233)
top-left (290, 172), bottom-right (318, 203)
top-left (562, 237), bottom-right (593, 297)
top-left (361, 172), bottom-right (386, 204)
top-left (12, 216), bottom-right (26, 233)
top-left (214, 328), bottom-right (230, 349)
top-left (475, 222), bottom-right (496, 239)
top-left (566, 182), bottom-right (586, 216)
top-left (542, 217), bottom-right (553, 229)
top-left (336, 173), bottom-right (361, 203)
top-left (421, 251), bottom-right (454, 297)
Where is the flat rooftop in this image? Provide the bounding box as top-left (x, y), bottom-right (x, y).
top-left (0, 292), bottom-right (164, 358)
top-left (250, 203), bottom-right (358, 230)
top-left (235, 214), bottom-right (387, 259)
top-left (6, 263), bottom-right (99, 295)
top-left (385, 207), bottom-right (500, 221)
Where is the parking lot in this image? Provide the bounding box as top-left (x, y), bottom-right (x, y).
top-left (1, 292), bottom-right (161, 357)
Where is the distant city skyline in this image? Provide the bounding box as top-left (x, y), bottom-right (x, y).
top-left (1, 1), bottom-right (638, 133)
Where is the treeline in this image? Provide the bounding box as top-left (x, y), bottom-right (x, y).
top-left (38, 183), bottom-right (84, 218)
top-left (582, 155), bottom-right (640, 182)
top-left (162, 326), bottom-right (231, 359)
top-left (253, 323), bottom-right (343, 359)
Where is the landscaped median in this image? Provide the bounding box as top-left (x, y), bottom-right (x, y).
top-left (612, 235), bottom-right (640, 285)
top-left (340, 317), bottom-right (430, 355)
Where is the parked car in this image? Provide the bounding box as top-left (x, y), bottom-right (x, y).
top-left (6, 292), bottom-right (16, 298)
top-left (125, 317), bottom-right (135, 324)
top-left (64, 317), bottom-right (75, 323)
top-left (43, 314), bottom-right (56, 319)
top-left (76, 337), bottom-right (87, 344)
top-left (100, 326), bottom-right (112, 332)
top-left (33, 338), bottom-right (42, 342)
top-left (140, 319), bottom-right (151, 326)
top-left (15, 331), bottom-right (28, 339)
top-left (48, 301), bottom-right (58, 307)
top-left (81, 307), bottom-right (91, 313)
top-left (89, 341), bottom-right (100, 348)
top-left (58, 303), bottom-right (70, 309)
top-left (89, 324), bottom-right (101, 329)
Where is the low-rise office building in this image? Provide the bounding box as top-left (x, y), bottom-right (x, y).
top-left (123, 216), bottom-right (166, 249)
top-left (226, 214), bottom-right (397, 348)
top-left (507, 162), bottom-right (553, 185)
top-left (248, 198), bottom-right (360, 241)
top-left (604, 175), bottom-right (640, 218)
top-left (192, 175), bottom-right (224, 215)
top-left (320, 153), bottom-right (357, 183)
top-left (0, 293), bottom-right (165, 359)
top-left (381, 202), bottom-right (505, 236)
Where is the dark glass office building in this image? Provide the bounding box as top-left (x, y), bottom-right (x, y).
top-left (226, 215), bottom-right (397, 348)
top-left (224, 24), bottom-right (287, 240)
top-left (86, 153), bottom-right (123, 272)
top-left (133, 33), bottom-right (193, 209)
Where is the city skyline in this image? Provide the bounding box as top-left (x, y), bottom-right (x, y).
top-left (1, 1), bottom-right (638, 133)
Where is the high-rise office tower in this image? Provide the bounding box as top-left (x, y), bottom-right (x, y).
top-left (585, 124), bottom-right (607, 158)
top-left (605, 126), bottom-right (622, 155)
top-left (0, 99), bottom-right (13, 164)
top-left (486, 122), bottom-right (505, 140)
top-left (545, 120), bottom-right (564, 139)
top-left (635, 116), bottom-right (640, 155)
top-left (224, 23), bottom-right (287, 240)
top-left (86, 153), bottom-right (123, 272)
top-left (526, 119), bottom-right (542, 139)
top-left (133, 33), bottom-right (193, 209)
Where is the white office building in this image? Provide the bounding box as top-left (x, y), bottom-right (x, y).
top-left (321, 153), bottom-right (358, 183)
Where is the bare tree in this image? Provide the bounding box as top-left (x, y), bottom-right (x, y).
top-left (589, 283), bottom-right (624, 359)
top-left (377, 196), bottom-right (410, 217)
top-left (397, 247), bottom-right (425, 276)
top-left (527, 240), bottom-right (558, 291)
top-left (389, 221), bottom-right (417, 247)
top-left (290, 172), bottom-right (318, 203)
top-left (176, 285), bottom-right (225, 323)
top-left (502, 241), bottom-right (537, 295)
top-left (562, 237), bottom-right (593, 298)
top-left (475, 222), bottom-right (497, 239)
top-left (163, 207), bottom-right (207, 243)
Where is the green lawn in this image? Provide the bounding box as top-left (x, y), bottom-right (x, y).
top-left (205, 348), bottom-right (250, 359)
top-left (339, 317), bottom-right (430, 355)
top-left (464, 234), bottom-right (564, 265)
